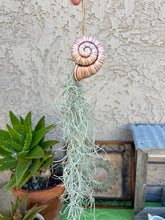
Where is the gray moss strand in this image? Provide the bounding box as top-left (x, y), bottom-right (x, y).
top-left (59, 74), bottom-right (102, 220)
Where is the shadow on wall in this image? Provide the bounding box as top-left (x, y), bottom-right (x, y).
top-left (0, 171), bottom-right (15, 209)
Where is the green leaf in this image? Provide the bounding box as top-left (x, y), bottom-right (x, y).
top-left (6, 125), bottom-right (23, 144)
top-left (0, 216), bottom-right (12, 220)
top-left (42, 151), bottom-right (51, 161)
top-left (0, 182), bottom-right (8, 189)
top-left (33, 116), bottom-right (45, 143)
top-left (11, 201), bottom-right (15, 217)
top-left (0, 156), bottom-right (15, 164)
top-left (15, 159), bottom-right (32, 187)
top-left (7, 140), bottom-right (22, 152)
top-left (0, 148), bottom-right (10, 156)
top-left (40, 156), bottom-right (54, 169)
top-left (20, 116), bottom-right (24, 125)
top-left (31, 124), bottom-right (56, 148)
top-left (25, 146), bottom-right (44, 159)
top-left (23, 133), bottom-right (32, 151)
top-left (9, 111), bottom-right (23, 133)
top-left (0, 161), bottom-right (17, 172)
top-left (23, 112), bottom-right (32, 138)
top-left (12, 151), bottom-right (29, 160)
top-left (33, 116), bottom-right (45, 132)
top-left (0, 139), bottom-right (16, 153)
top-left (11, 197), bottom-right (21, 216)
top-left (14, 196), bottom-right (21, 209)
top-left (0, 129), bottom-right (10, 140)
top-left (29, 159), bottom-right (40, 178)
top-left (19, 193), bottom-right (28, 216)
top-left (40, 140), bottom-right (59, 150)
top-left (4, 175), bottom-right (16, 191)
top-left (22, 206), bottom-right (46, 220)
top-left (18, 171), bottom-right (32, 188)
top-left (0, 208), bottom-right (12, 218)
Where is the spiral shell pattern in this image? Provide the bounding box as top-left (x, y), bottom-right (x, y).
top-left (71, 36), bottom-right (105, 81)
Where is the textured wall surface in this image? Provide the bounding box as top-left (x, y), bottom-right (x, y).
top-left (0, 0), bottom-right (165, 208)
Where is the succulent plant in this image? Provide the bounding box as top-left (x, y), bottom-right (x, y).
top-left (0, 111), bottom-right (58, 191)
top-left (0, 193), bottom-right (46, 220)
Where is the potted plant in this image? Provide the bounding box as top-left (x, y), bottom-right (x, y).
top-left (0, 193), bottom-right (46, 220)
top-left (0, 111), bottom-right (65, 220)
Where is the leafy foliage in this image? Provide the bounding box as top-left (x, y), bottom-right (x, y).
top-left (0, 193), bottom-right (46, 220)
top-left (0, 111), bottom-right (58, 190)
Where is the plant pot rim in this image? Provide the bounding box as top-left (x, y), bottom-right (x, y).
top-left (13, 183), bottom-right (65, 201)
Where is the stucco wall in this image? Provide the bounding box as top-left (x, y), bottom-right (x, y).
top-left (0, 0), bottom-right (165, 208)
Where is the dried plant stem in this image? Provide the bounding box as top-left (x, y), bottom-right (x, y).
top-left (59, 74), bottom-right (101, 220)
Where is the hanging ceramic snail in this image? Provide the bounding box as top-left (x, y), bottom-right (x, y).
top-left (71, 36), bottom-right (105, 81)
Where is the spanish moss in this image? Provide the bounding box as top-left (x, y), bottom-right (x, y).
top-left (59, 74), bottom-right (102, 220)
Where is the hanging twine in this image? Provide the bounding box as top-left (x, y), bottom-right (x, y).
top-left (82, 0), bottom-right (85, 35)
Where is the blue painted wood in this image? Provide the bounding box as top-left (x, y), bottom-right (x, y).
top-left (145, 186), bottom-right (162, 202)
top-left (161, 188), bottom-right (165, 207)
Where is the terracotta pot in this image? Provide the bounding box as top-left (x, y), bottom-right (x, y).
top-left (13, 183), bottom-right (65, 220)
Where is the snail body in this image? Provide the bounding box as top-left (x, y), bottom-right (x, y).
top-left (71, 36), bottom-right (105, 81)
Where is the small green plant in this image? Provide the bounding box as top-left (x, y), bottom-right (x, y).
top-left (0, 111), bottom-right (58, 191)
top-left (0, 193), bottom-right (46, 220)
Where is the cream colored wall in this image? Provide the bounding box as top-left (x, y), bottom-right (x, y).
top-left (0, 0), bottom-right (165, 208)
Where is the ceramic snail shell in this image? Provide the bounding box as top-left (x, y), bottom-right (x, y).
top-left (71, 36), bottom-right (105, 81)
